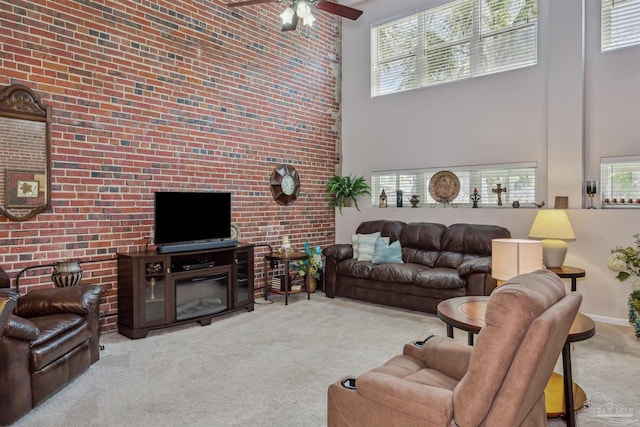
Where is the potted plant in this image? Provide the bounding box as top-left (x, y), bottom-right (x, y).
top-left (608, 233), bottom-right (640, 338)
top-left (325, 174), bottom-right (371, 214)
top-left (292, 242), bottom-right (323, 292)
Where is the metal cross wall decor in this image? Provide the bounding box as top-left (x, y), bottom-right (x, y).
top-left (492, 183), bottom-right (507, 207)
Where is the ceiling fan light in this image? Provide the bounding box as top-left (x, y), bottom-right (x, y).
top-left (296, 1), bottom-right (312, 18)
top-left (280, 6), bottom-right (295, 24)
top-left (302, 13), bottom-right (316, 27)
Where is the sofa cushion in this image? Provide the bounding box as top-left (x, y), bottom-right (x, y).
top-left (414, 268), bottom-right (466, 289)
top-left (356, 220), bottom-right (406, 242)
top-left (400, 223), bottom-right (446, 267)
top-left (436, 223), bottom-right (510, 268)
top-left (434, 251), bottom-right (469, 270)
top-left (370, 263), bottom-right (418, 283)
top-left (337, 259), bottom-right (375, 279)
top-left (16, 285), bottom-right (101, 318)
top-left (372, 237), bottom-right (403, 264)
top-left (29, 313), bottom-right (92, 371)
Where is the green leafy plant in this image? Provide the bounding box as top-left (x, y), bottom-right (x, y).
top-left (608, 233), bottom-right (640, 338)
top-left (325, 174), bottom-right (371, 214)
top-left (292, 242), bottom-right (323, 280)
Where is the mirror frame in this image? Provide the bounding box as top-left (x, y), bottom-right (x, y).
top-left (0, 84), bottom-right (52, 221)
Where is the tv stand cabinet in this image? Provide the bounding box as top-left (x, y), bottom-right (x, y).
top-left (117, 243), bottom-right (254, 339)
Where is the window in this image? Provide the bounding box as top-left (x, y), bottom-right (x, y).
top-left (602, 0), bottom-right (640, 52)
top-left (601, 156), bottom-right (640, 207)
top-left (371, 0), bottom-right (538, 96)
top-left (371, 162), bottom-right (537, 207)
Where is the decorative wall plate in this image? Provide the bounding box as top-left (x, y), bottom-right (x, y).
top-left (429, 171), bottom-right (460, 203)
top-left (230, 223), bottom-right (240, 240)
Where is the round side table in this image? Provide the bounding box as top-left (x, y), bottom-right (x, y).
top-left (263, 251), bottom-right (310, 305)
top-left (547, 266), bottom-right (585, 292)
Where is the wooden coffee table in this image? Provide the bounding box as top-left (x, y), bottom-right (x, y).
top-left (437, 296), bottom-right (595, 427)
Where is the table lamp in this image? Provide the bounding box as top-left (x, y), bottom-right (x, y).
top-left (528, 210), bottom-right (576, 268)
top-left (492, 239), bottom-right (544, 285)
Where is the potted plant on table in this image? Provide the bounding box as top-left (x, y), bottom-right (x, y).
top-left (292, 242), bottom-right (323, 293)
top-left (607, 233), bottom-right (640, 338)
top-left (325, 174), bottom-right (371, 214)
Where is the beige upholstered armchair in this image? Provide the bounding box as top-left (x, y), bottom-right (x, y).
top-left (328, 270), bottom-right (581, 427)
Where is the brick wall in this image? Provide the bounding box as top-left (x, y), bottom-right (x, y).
top-left (0, 0), bottom-right (340, 331)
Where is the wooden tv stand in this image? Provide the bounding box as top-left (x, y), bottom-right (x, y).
top-left (117, 243), bottom-right (254, 339)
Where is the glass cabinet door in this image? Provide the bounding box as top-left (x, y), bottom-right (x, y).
top-left (234, 248), bottom-right (252, 307)
top-left (143, 260), bottom-right (167, 324)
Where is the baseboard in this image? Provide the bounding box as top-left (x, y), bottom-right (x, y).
top-left (584, 313), bottom-right (630, 326)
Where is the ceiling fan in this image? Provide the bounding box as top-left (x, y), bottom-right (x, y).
top-left (227, 0), bottom-right (364, 32)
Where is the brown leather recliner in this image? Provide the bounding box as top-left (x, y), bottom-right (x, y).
top-left (0, 296), bottom-right (17, 338)
top-left (0, 284), bottom-right (102, 425)
top-left (327, 270), bottom-right (582, 427)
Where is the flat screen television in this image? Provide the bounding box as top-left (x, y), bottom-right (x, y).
top-left (154, 191), bottom-right (236, 253)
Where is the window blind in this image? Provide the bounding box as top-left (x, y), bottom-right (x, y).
top-left (601, 157), bottom-right (640, 206)
top-left (371, 0), bottom-right (538, 97)
top-left (371, 15), bottom-right (420, 96)
top-left (602, 0), bottom-right (640, 51)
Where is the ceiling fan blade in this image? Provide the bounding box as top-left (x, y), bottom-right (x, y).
top-left (315, 1), bottom-right (363, 20)
top-left (227, 0), bottom-right (278, 7)
top-left (282, 14), bottom-right (299, 31)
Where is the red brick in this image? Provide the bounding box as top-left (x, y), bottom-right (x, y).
top-left (0, 0), bottom-right (338, 313)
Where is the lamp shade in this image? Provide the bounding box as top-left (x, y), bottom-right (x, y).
top-left (492, 239), bottom-right (544, 282)
top-left (528, 210), bottom-right (575, 268)
top-left (528, 210), bottom-right (576, 241)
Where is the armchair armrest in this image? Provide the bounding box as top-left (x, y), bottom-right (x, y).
top-left (402, 336), bottom-right (473, 381)
top-left (323, 244), bottom-right (353, 262)
top-left (0, 296), bottom-right (17, 334)
top-left (3, 314), bottom-right (40, 341)
top-left (457, 256), bottom-right (492, 277)
top-left (323, 244), bottom-right (353, 298)
top-left (15, 285), bottom-right (102, 318)
top-left (357, 371), bottom-right (454, 422)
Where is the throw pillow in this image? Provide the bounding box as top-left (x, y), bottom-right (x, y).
top-left (372, 236), bottom-right (404, 264)
top-left (351, 234), bottom-right (359, 259)
top-left (357, 232), bottom-right (382, 262)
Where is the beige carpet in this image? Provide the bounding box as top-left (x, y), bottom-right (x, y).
top-left (12, 293), bottom-right (640, 427)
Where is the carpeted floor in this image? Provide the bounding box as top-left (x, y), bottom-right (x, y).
top-left (12, 293), bottom-right (640, 427)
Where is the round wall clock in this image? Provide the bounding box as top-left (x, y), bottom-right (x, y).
top-left (270, 164), bottom-right (300, 206)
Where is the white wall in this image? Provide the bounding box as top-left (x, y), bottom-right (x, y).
top-left (585, 0), bottom-right (640, 178)
top-left (340, 0), bottom-right (640, 325)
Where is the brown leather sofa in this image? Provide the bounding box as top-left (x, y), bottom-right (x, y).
top-left (0, 273), bottom-right (102, 426)
top-left (328, 270), bottom-right (582, 426)
top-left (323, 221), bottom-right (511, 313)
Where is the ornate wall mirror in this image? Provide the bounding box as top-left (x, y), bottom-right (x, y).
top-left (0, 84), bottom-right (51, 221)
